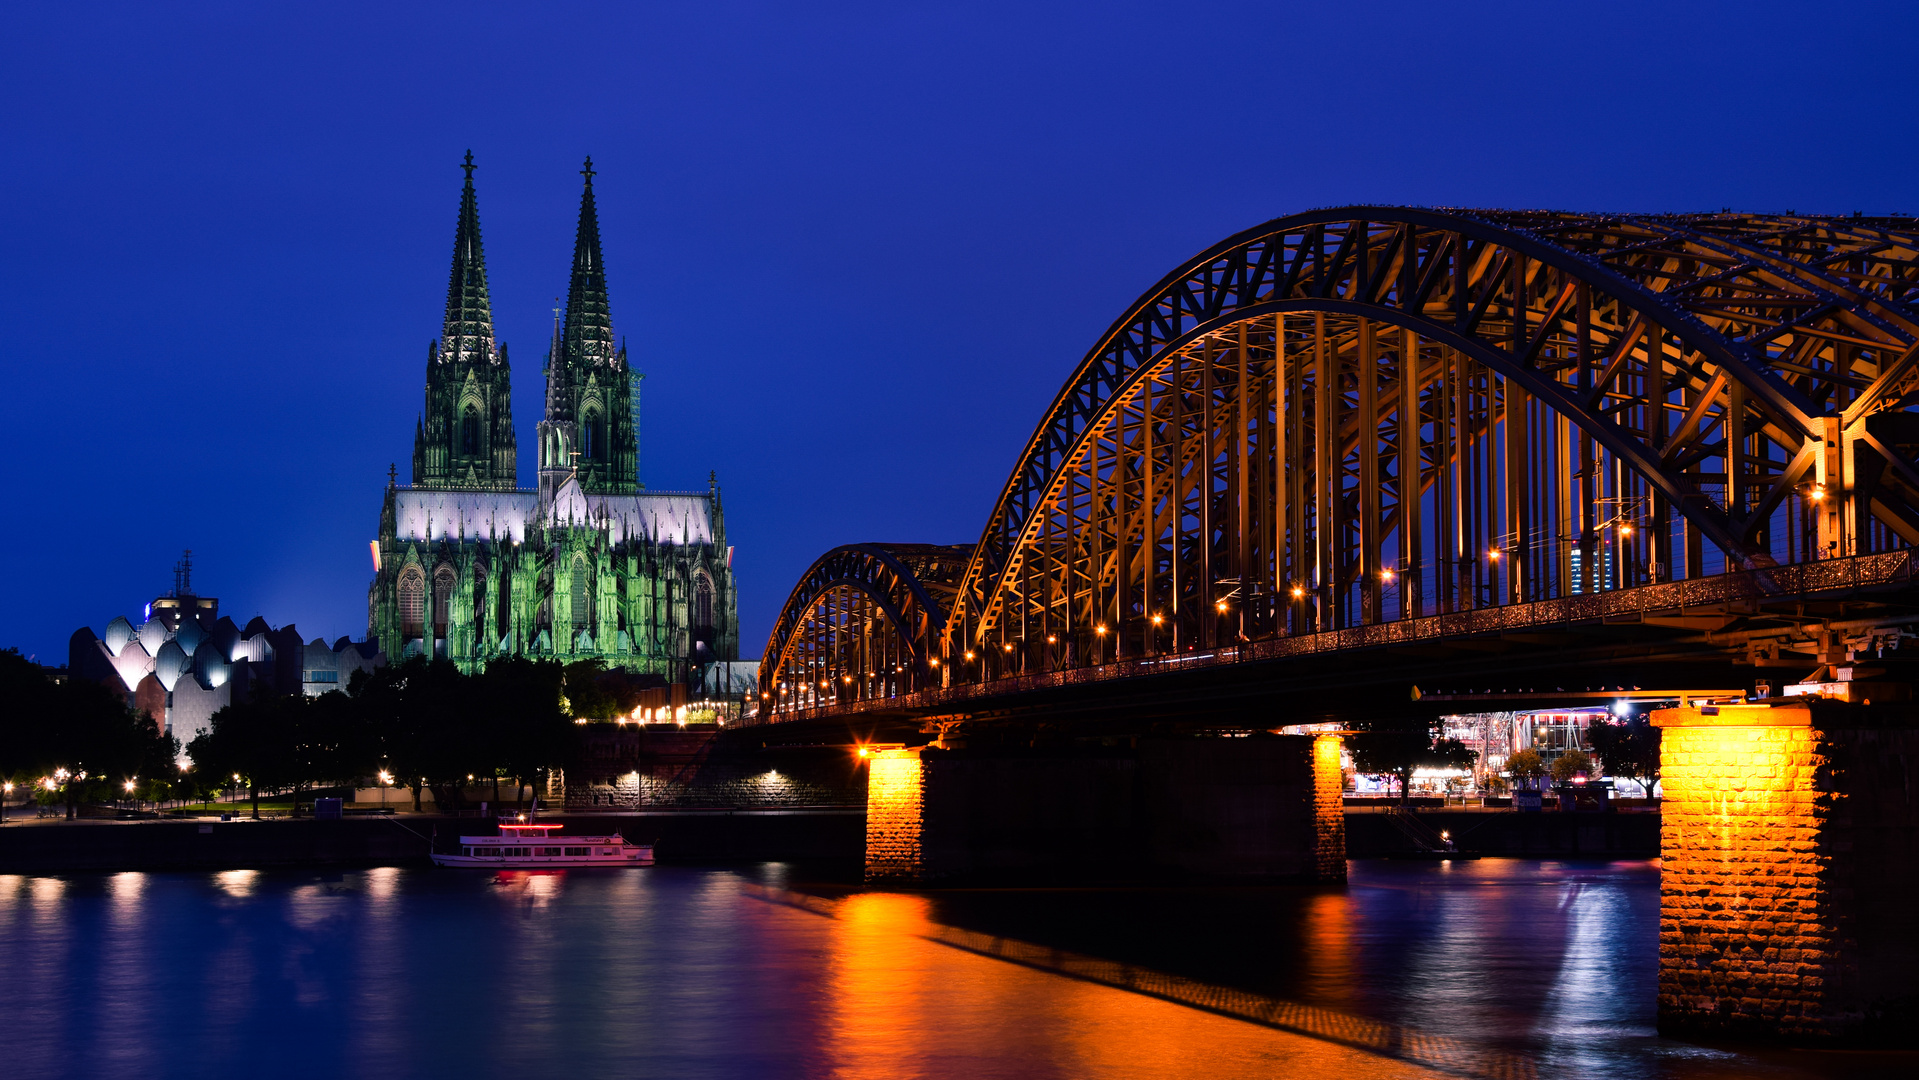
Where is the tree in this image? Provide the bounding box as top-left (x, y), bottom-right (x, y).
top-left (1550, 748), bottom-right (1594, 785)
top-left (561, 660), bottom-right (620, 720)
top-left (0, 649), bottom-right (176, 818)
top-left (189, 691), bottom-right (283, 818)
top-left (1589, 716), bottom-right (1661, 798)
top-left (482, 657), bottom-right (574, 810)
top-left (1506, 747), bottom-right (1547, 789)
top-left (1348, 715), bottom-right (1477, 804)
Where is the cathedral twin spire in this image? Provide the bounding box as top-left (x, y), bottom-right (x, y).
top-left (415, 153), bottom-right (637, 497)
top-left (441, 150), bottom-right (497, 368)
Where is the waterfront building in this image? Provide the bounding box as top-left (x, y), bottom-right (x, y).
top-left (368, 156), bottom-right (738, 685)
top-left (67, 553), bottom-right (384, 744)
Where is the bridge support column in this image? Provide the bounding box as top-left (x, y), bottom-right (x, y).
top-left (1652, 699), bottom-right (1919, 1042)
top-left (1312, 734), bottom-right (1348, 883)
top-left (863, 747), bottom-right (926, 883)
top-left (861, 736), bottom-right (1347, 885)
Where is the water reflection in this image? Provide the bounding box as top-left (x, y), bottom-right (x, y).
top-left (0, 861), bottom-right (1911, 1078)
top-left (213, 867), bottom-right (258, 897)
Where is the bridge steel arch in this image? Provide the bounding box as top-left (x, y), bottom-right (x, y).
top-left (760, 543), bottom-right (971, 716)
top-left (935, 207), bottom-right (1919, 679)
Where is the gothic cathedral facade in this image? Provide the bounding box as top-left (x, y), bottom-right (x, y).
top-left (369, 155), bottom-right (738, 685)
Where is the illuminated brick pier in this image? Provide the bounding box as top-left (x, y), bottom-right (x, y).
top-left (1653, 700), bottom-right (1919, 1041)
top-left (863, 736), bottom-right (1347, 885)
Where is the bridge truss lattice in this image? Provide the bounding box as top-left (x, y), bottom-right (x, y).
top-left (762, 207), bottom-right (1919, 714)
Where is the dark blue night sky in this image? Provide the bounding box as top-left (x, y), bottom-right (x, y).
top-left (3, 1), bottom-right (1914, 662)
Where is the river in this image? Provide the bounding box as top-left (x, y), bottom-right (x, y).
top-left (0, 858), bottom-right (1910, 1078)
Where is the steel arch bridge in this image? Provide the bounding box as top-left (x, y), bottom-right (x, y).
top-left (760, 206), bottom-right (1919, 718)
top-left (761, 543), bottom-right (971, 712)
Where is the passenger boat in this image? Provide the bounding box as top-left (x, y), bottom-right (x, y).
top-left (431, 820), bottom-right (655, 868)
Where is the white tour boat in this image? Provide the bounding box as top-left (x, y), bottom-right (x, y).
top-left (432, 821), bottom-right (655, 868)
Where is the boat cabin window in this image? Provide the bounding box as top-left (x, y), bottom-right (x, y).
top-left (564, 847), bottom-right (588, 856)
top-left (463, 847), bottom-right (472, 856)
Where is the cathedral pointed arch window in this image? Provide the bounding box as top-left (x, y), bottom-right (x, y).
top-left (473, 566), bottom-right (489, 637)
top-left (571, 555), bottom-right (592, 633)
top-left (695, 573), bottom-right (714, 632)
top-left (433, 565), bottom-right (456, 640)
top-left (582, 408), bottom-right (604, 462)
top-left (461, 405), bottom-right (480, 457)
top-left (398, 568), bottom-right (425, 640)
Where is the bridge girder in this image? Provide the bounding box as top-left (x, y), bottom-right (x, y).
top-left (760, 207), bottom-right (1919, 719)
top-left (941, 207), bottom-right (1919, 670)
top-left (760, 543), bottom-right (970, 711)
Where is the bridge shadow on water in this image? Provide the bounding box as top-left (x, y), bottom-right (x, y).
top-left (759, 859), bottom-right (1918, 1080)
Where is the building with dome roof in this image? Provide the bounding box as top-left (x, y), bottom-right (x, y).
top-left (67, 553), bottom-right (385, 743)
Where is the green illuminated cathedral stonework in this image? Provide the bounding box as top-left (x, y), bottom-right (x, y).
top-left (370, 155), bottom-right (738, 683)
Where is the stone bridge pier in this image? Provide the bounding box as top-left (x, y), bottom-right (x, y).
top-left (863, 734), bottom-right (1346, 885)
top-left (1654, 699), bottom-right (1919, 1042)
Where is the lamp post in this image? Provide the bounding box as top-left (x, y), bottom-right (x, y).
top-left (1, 781), bottom-right (12, 824)
top-left (378, 770), bottom-right (392, 812)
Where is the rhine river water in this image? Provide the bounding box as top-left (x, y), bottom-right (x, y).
top-left (1, 858), bottom-right (1912, 1079)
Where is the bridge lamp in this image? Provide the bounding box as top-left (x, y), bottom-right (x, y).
top-left (1487, 549), bottom-right (1501, 561)
top-left (1152, 614), bottom-right (1164, 625)
top-left (1215, 600), bottom-right (1228, 613)
top-left (1003, 643), bottom-right (1015, 652)
top-left (1291, 586), bottom-right (1305, 599)
top-left (842, 675), bottom-right (852, 683)
top-left (929, 658), bottom-right (940, 667)
top-left (1381, 567), bottom-right (1395, 582)
top-left (1095, 625), bottom-right (1108, 635)
top-left (1618, 523), bottom-right (1633, 536)
top-left (965, 651), bottom-right (975, 661)
top-left (1046, 634), bottom-right (1057, 643)
top-left (1809, 486), bottom-right (1827, 502)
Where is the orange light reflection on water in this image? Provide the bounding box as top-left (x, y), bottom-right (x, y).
top-left (818, 890), bottom-right (1452, 1080)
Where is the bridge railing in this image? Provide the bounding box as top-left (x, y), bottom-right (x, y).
top-left (758, 549), bottom-right (1914, 724)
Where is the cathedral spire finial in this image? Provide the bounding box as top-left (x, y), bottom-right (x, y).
top-left (542, 158), bottom-right (636, 495)
top-left (441, 152), bottom-right (496, 366)
top-left (560, 158), bottom-right (613, 371)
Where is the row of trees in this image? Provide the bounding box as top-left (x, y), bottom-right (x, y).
top-left (0, 649), bottom-right (180, 818)
top-left (187, 654), bottom-right (593, 816)
top-left (1, 650), bottom-right (649, 818)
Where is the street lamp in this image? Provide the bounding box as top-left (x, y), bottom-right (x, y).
top-left (1, 781), bottom-right (12, 824)
top-left (378, 770), bottom-right (393, 811)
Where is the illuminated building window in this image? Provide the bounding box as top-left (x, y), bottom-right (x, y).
top-left (399, 568), bottom-right (425, 639)
top-left (433, 565), bottom-right (455, 638)
top-left (583, 408), bottom-right (604, 462)
top-left (572, 556), bottom-right (591, 631)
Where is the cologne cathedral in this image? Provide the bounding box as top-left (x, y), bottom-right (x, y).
top-left (369, 155), bottom-right (738, 685)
